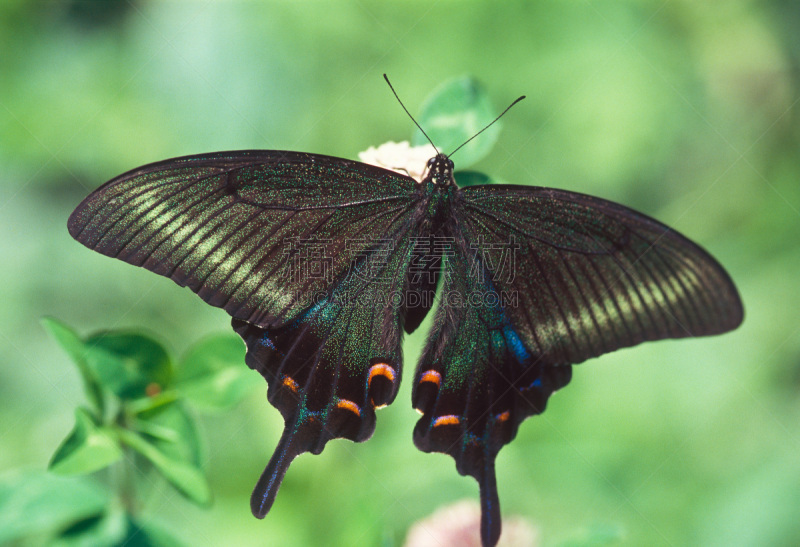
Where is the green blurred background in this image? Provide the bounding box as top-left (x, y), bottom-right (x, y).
top-left (2, 1), bottom-right (799, 545)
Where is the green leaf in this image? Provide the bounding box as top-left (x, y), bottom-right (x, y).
top-left (130, 517), bottom-right (187, 547)
top-left (117, 428), bottom-right (211, 506)
top-left (453, 170), bottom-right (496, 187)
top-left (175, 334), bottom-right (259, 410)
top-left (49, 407), bottom-right (123, 475)
top-left (0, 470), bottom-right (108, 543)
top-left (135, 401), bottom-right (202, 467)
top-left (55, 508), bottom-right (187, 547)
top-left (132, 416), bottom-right (181, 444)
top-left (54, 504), bottom-right (127, 547)
top-left (126, 390), bottom-right (179, 415)
top-left (84, 331), bottom-right (173, 400)
top-left (412, 76), bottom-right (501, 168)
top-left (42, 317), bottom-right (105, 416)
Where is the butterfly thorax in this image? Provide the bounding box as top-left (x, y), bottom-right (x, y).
top-left (421, 153), bottom-right (457, 225)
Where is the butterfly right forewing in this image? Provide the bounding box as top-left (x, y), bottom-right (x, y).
top-left (458, 185), bottom-right (743, 365)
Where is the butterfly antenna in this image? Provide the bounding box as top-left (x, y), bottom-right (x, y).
top-left (383, 74), bottom-right (440, 155)
top-left (448, 95), bottom-right (526, 158)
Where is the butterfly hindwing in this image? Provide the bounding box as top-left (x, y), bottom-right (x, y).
top-left (411, 213), bottom-right (573, 546)
top-left (232, 212), bottom-right (429, 517)
top-left (67, 150), bottom-right (418, 329)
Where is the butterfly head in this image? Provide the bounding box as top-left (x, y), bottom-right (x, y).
top-left (424, 154), bottom-right (456, 187)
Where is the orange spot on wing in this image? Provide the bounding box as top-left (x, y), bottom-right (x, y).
top-left (419, 370), bottom-right (441, 387)
top-left (335, 399), bottom-right (361, 417)
top-left (282, 376), bottom-right (299, 393)
top-left (496, 410), bottom-right (511, 423)
top-left (432, 415), bottom-right (460, 427)
top-left (368, 363), bottom-right (396, 385)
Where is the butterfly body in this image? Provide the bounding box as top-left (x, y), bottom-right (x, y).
top-left (69, 145), bottom-right (742, 547)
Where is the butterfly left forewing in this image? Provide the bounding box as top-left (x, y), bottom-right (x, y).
top-left (68, 150), bottom-right (419, 329)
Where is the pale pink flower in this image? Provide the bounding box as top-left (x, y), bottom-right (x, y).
top-left (358, 141), bottom-right (438, 182)
top-left (404, 500), bottom-right (538, 547)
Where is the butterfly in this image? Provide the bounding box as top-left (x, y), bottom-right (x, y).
top-left (67, 79), bottom-right (743, 547)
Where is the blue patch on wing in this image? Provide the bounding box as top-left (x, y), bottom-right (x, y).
top-left (502, 323), bottom-right (530, 363)
top-left (259, 333), bottom-right (276, 350)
